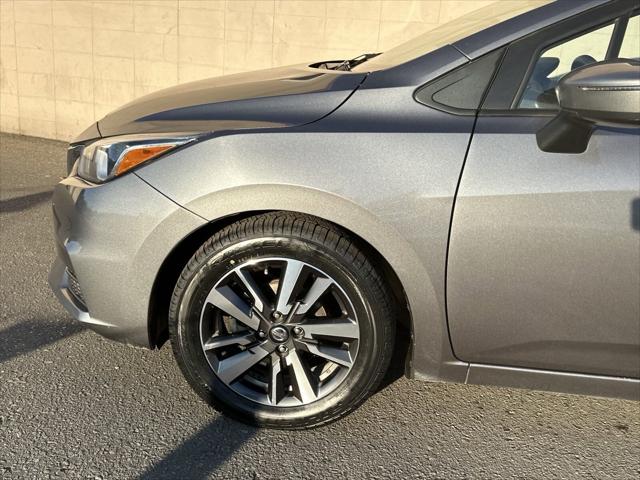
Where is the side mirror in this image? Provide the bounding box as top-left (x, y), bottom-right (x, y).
top-left (537, 59), bottom-right (640, 153)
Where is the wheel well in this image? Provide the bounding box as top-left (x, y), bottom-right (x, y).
top-left (147, 210), bottom-right (267, 348)
top-left (148, 211), bottom-right (413, 375)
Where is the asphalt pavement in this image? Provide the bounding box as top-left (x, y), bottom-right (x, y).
top-left (1, 132), bottom-right (638, 479)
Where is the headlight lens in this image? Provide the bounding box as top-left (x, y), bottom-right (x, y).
top-left (75, 134), bottom-right (197, 183)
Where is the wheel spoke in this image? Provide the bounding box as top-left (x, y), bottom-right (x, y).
top-left (275, 260), bottom-right (305, 314)
top-left (214, 343), bottom-right (271, 384)
top-left (206, 285), bottom-right (260, 331)
top-left (268, 353), bottom-right (286, 405)
top-left (200, 256), bottom-right (361, 407)
top-left (286, 349), bottom-right (317, 403)
top-left (299, 318), bottom-right (359, 341)
top-left (297, 276), bottom-right (333, 315)
top-left (235, 268), bottom-right (269, 314)
top-left (203, 332), bottom-right (255, 351)
top-left (296, 341), bottom-right (353, 368)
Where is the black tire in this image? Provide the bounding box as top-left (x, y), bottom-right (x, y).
top-left (169, 212), bottom-right (395, 429)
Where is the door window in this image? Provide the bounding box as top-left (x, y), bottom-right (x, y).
top-left (619, 15), bottom-right (639, 59)
top-left (519, 23), bottom-right (615, 109)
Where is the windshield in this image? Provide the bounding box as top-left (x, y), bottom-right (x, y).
top-left (353, 0), bottom-right (552, 71)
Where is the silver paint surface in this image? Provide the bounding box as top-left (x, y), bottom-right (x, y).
top-left (448, 116), bottom-right (640, 377)
top-left (136, 46), bottom-right (473, 381)
top-left (467, 363), bottom-right (639, 400)
top-left (48, 0), bottom-right (640, 398)
top-left (49, 173), bottom-right (205, 346)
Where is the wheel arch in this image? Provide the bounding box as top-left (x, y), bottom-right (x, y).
top-left (146, 183), bottom-right (463, 382)
top-left (148, 209), bottom-right (412, 369)
top-left (148, 210), bottom-right (266, 349)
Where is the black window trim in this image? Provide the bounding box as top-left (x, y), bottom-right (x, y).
top-left (412, 47), bottom-right (506, 116)
top-left (605, 15), bottom-right (629, 59)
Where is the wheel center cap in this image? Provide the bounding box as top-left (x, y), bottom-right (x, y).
top-left (269, 325), bottom-right (289, 343)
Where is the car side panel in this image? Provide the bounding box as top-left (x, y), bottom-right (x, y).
top-left (447, 117), bottom-right (640, 377)
top-left (135, 59), bottom-right (476, 381)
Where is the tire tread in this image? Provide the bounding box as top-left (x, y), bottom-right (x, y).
top-left (168, 211), bottom-right (395, 429)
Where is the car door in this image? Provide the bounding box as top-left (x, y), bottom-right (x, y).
top-left (447, 8), bottom-right (640, 378)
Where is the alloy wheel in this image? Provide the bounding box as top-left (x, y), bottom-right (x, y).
top-left (199, 257), bottom-right (360, 407)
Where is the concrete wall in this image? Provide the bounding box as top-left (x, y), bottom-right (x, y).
top-left (0, 0), bottom-right (499, 141)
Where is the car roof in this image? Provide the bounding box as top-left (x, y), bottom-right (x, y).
top-left (452, 0), bottom-right (610, 59)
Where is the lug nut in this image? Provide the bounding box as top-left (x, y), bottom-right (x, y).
top-left (292, 326), bottom-right (304, 338)
top-left (258, 330), bottom-right (266, 338)
top-left (272, 311), bottom-right (282, 320)
top-left (277, 345), bottom-right (288, 354)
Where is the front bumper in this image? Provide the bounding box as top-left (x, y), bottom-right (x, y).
top-left (48, 173), bottom-right (205, 347)
top-left (49, 257), bottom-right (118, 338)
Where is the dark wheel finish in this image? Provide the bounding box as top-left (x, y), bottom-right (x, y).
top-left (169, 212), bottom-right (395, 429)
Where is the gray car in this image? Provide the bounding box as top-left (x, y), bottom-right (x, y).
top-left (49, 0), bottom-right (640, 428)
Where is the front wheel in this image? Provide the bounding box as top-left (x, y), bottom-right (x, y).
top-left (169, 213), bottom-right (395, 429)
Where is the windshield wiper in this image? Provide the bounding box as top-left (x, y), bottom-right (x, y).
top-left (333, 53), bottom-right (381, 71)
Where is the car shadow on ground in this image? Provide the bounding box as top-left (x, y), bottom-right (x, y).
top-left (0, 318), bottom-right (84, 364)
top-left (137, 326), bottom-right (411, 479)
top-left (0, 190), bottom-right (52, 214)
top-left (137, 416), bottom-right (256, 480)
top-left (0, 315), bottom-right (257, 478)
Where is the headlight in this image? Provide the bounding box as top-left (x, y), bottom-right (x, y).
top-left (75, 134), bottom-right (197, 183)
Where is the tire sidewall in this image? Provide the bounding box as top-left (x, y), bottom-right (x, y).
top-left (171, 235), bottom-right (388, 426)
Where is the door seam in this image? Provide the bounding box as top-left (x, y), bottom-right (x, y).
top-left (443, 114), bottom-right (478, 362)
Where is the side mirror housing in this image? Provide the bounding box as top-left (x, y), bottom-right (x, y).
top-left (537, 59), bottom-right (640, 153)
top-left (559, 59), bottom-right (640, 125)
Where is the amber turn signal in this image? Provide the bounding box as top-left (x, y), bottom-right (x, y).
top-left (114, 144), bottom-right (175, 176)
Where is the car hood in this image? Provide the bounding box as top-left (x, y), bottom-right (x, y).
top-left (97, 64), bottom-right (367, 138)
